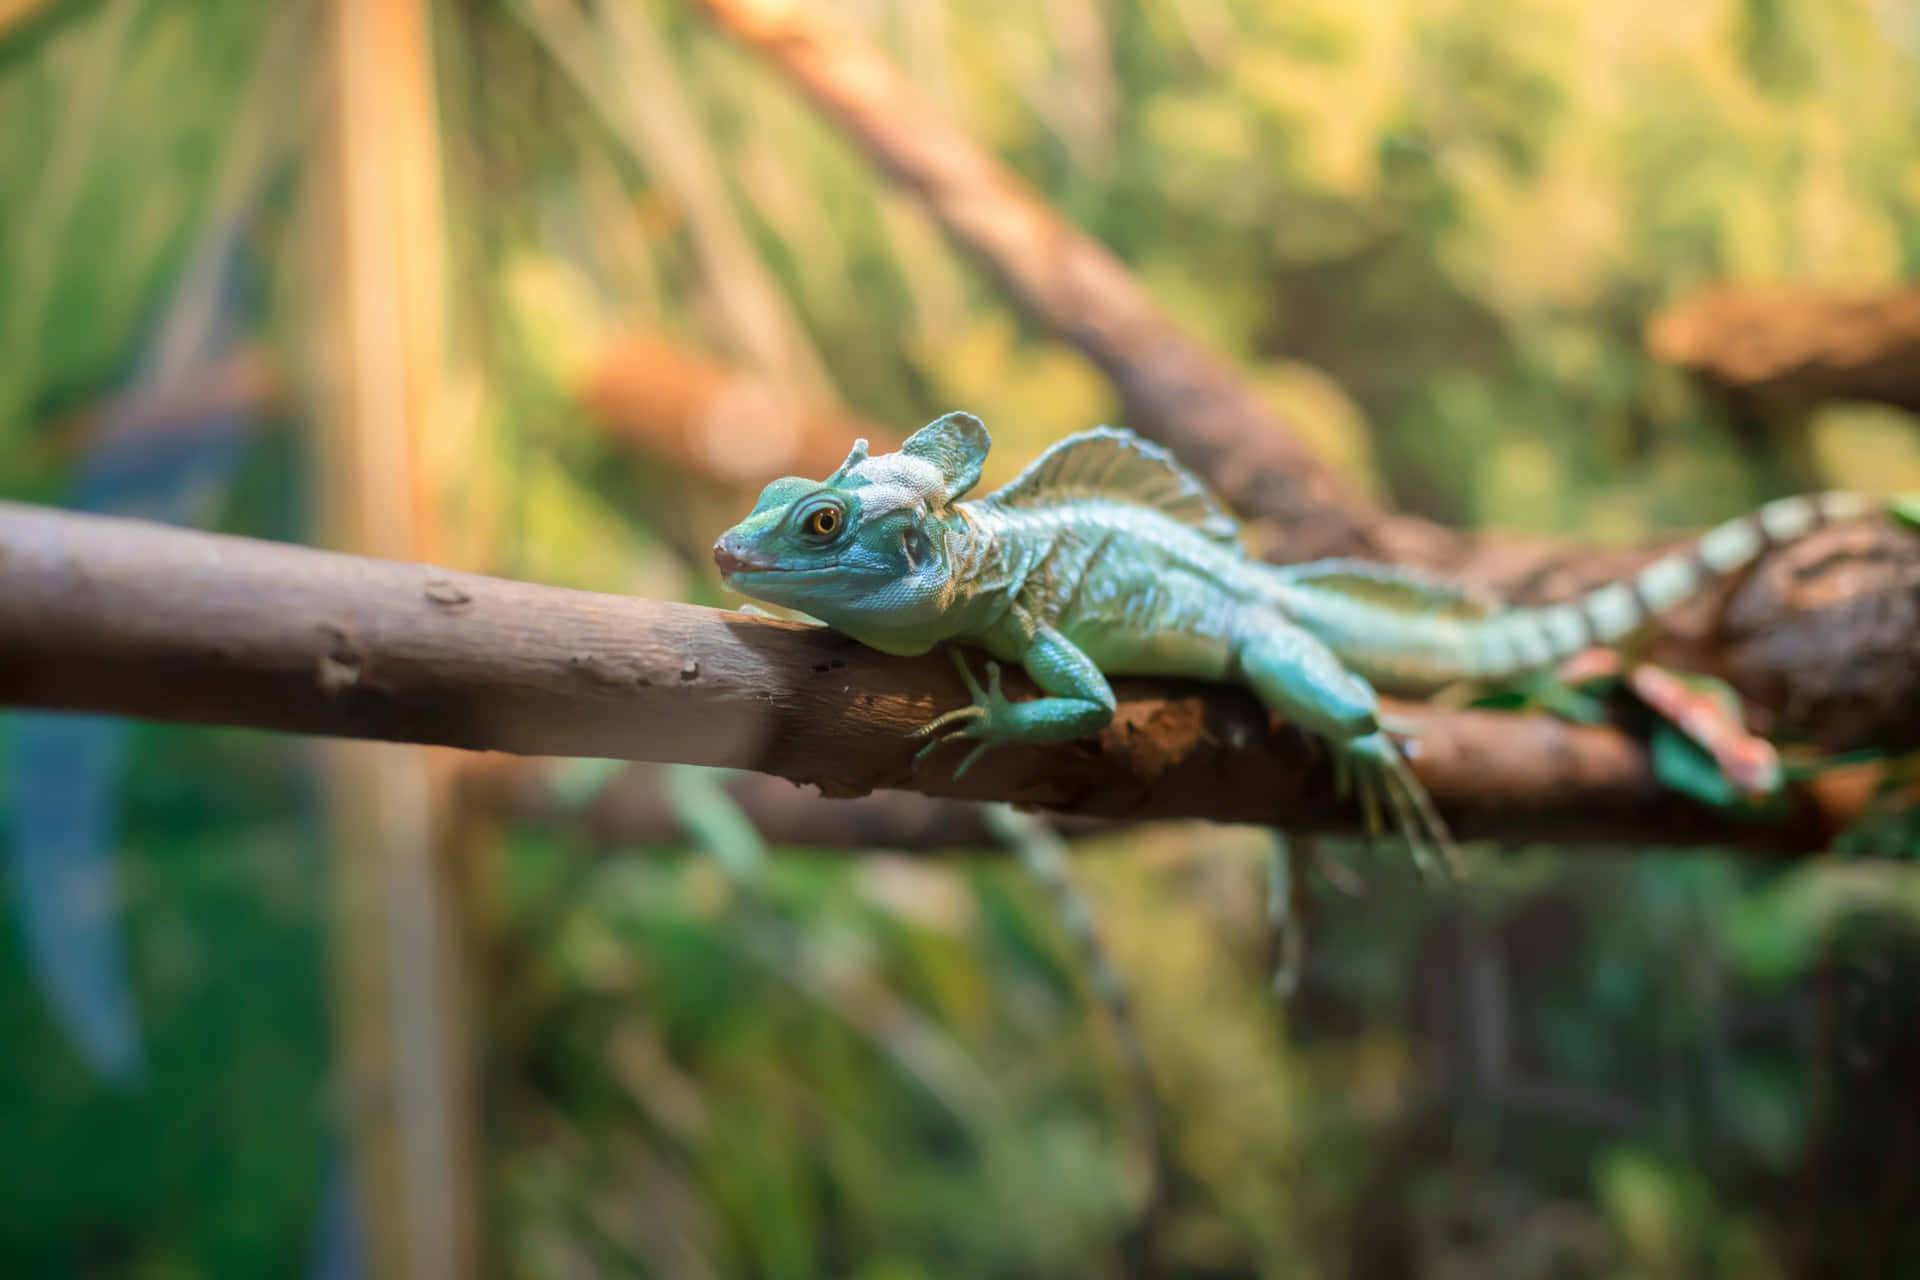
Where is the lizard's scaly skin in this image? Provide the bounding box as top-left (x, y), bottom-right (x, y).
top-left (713, 412), bottom-right (1875, 871)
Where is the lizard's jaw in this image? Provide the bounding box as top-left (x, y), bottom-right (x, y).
top-left (711, 536), bottom-right (846, 605)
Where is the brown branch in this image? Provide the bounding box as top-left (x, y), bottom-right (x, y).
top-left (1648, 285), bottom-right (1920, 414)
top-left (0, 500), bottom-right (1873, 853)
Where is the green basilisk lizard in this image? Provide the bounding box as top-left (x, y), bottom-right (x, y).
top-left (712, 411), bottom-right (1875, 873)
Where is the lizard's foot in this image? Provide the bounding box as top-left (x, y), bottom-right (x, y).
top-left (1331, 749), bottom-right (1390, 838)
top-left (909, 649), bottom-right (1015, 780)
top-left (1343, 730), bottom-right (1462, 882)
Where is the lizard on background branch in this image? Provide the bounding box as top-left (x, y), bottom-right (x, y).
top-left (712, 411), bottom-right (1885, 874)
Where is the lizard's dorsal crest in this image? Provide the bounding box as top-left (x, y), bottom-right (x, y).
top-left (1273, 559), bottom-right (1497, 619)
top-left (899, 411), bottom-right (989, 504)
top-left (980, 427), bottom-right (1242, 546)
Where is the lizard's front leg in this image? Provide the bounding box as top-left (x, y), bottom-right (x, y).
top-left (911, 627), bottom-right (1117, 780)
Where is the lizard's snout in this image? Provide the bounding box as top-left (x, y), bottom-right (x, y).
top-left (712, 533), bottom-right (754, 577)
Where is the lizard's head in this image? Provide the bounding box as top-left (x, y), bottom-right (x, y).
top-left (713, 411), bottom-right (989, 630)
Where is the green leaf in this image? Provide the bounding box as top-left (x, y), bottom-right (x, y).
top-left (1535, 681), bottom-right (1612, 725)
top-left (1469, 686), bottom-right (1535, 711)
top-left (1889, 493), bottom-right (1920, 531)
top-left (1471, 670), bottom-right (1619, 720)
top-left (1649, 722), bottom-right (1738, 808)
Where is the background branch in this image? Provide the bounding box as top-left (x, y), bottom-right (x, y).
top-left (581, 331), bottom-right (899, 488)
top-left (1648, 285), bottom-right (1920, 415)
top-left (0, 501), bottom-right (1871, 853)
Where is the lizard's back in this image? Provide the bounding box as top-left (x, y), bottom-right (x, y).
top-left (961, 497), bottom-right (1268, 680)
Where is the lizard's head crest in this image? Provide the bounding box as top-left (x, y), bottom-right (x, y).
top-left (712, 412), bottom-right (990, 627)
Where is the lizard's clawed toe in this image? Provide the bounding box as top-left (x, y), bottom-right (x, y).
top-left (1343, 731), bottom-right (1461, 884)
top-left (910, 704), bottom-right (987, 742)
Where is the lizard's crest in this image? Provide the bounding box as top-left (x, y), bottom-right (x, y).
top-left (898, 411), bottom-right (988, 504)
top-left (814, 412), bottom-right (988, 514)
top-left (982, 426), bottom-right (1242, 547)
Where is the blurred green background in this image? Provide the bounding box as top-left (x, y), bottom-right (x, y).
top-left (3, 0), bottom-right (1919, 1275)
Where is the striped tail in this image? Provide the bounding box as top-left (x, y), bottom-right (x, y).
top-left (1459, 491), bottom-right (1877, 682)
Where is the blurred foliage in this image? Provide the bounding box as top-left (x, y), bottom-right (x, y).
top-left (0, 723), bottom-right (330, 1276)
top-left (3, 0), bottom-right (1920, 1275)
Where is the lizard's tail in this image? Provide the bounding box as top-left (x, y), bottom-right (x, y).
top-left (1458, 491), bottom-right (1878, 682)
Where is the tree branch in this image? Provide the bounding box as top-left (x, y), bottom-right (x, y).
top-left (0, 501), bottom-right (1867, 853)
top-left (1648, 284), bottom-right (1920, 414)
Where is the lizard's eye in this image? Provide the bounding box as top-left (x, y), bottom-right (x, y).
top-left (803, 506), bottom-right (842, 538)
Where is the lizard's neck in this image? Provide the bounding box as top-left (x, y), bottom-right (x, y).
top-left (943, 503), bottom-right (996, 593)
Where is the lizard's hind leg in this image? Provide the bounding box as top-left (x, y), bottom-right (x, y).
top-left (1236, 618), bottom-right (1461, 882)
